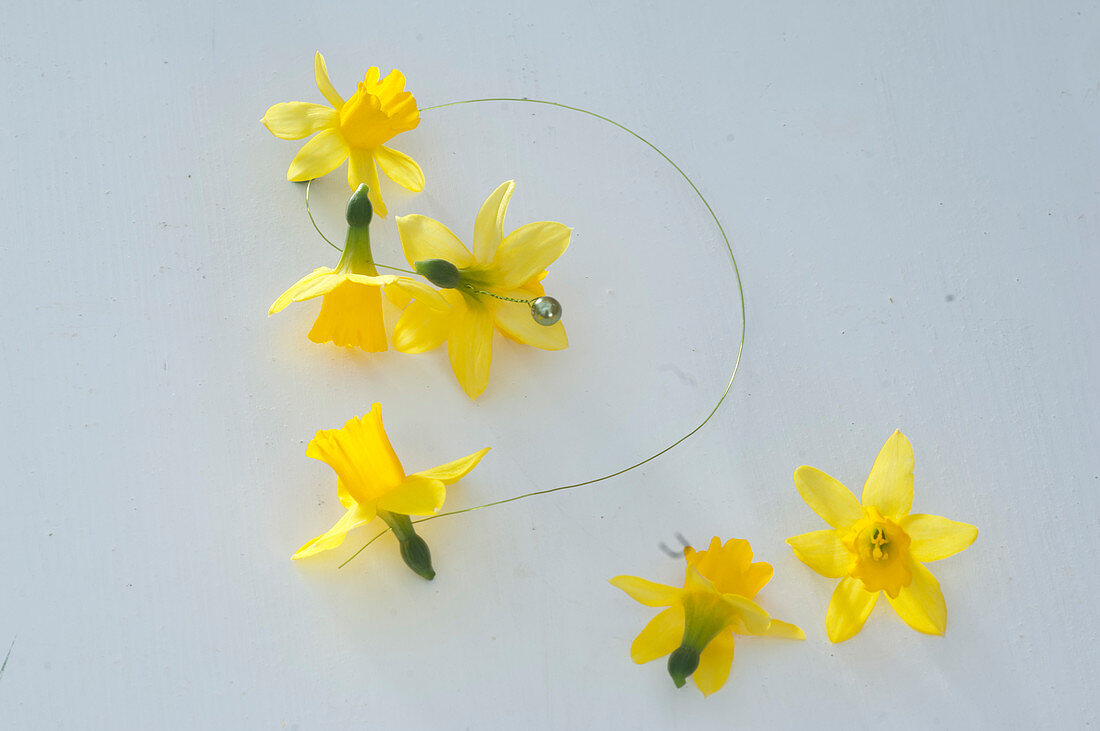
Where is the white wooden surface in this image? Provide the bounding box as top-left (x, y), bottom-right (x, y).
top-left (2, 1), bottom-right (1097, 728)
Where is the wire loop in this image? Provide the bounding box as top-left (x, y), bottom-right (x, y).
top-left (338, 97), bottom-right (746, 569)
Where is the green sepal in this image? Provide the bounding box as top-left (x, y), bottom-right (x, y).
top-left (345, 184), bottom-right (374, 227)
top-left (667, 645), bottom-right (700, 689)
top-left (414, 259), bottom-right (461, 289)
top-left (398, 534), bottom-right (436, 581)
top-left (378, 509), bottom-right (437, 581)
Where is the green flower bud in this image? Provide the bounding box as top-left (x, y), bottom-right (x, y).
top-left (398, 534), bottom-right (436, 580)
top-left (667, 645), bottom-right (700, 689)
top-left (414, 259), bottom-right (461, 289)
top-left (345, 184), bottom-right (373, 227)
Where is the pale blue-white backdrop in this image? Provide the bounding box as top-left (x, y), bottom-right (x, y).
top-left (2, 1), bottom-right (1097, 728)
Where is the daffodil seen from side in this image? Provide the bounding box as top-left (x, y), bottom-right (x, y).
top-left (293, 403), bottom-right (490, 579)
top-left (269, 184), bottom-right (444, 352)
top-left (263, 51), bottom-right (424, 217)
top-left (787, 430), bottom-right (978, 642)
top-left (611, 537), bottom-right (804, 696)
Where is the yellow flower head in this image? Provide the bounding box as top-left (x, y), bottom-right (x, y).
top-left (610, 538), bottom-right (804, 696)
top-left (269, 184), bottom-right (445, 352)
top-left (262, 52), bottom-right (424, 217)
top-left (787, 430), bottom-right (978, 642)
top-left (294, 403), bottom-right (490, 578)
top-left (392, 181), bottom-right (570, 399)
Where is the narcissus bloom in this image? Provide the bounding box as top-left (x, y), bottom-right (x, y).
top-left (610, 538), bottom-right (804, 696)
top-left (269, 184), bottom-right (443, 351)
top-left (294, 403), bottom-right (490, 579)
top-left (262, 51), bottom-right (423, 217)
top-left (787, 430), bottom-right (978, 642)
top-left (392, 180), bottom-right (570, 399)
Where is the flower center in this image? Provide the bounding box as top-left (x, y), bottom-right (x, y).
top-left (863, 525), bottom-right (890, 561)
top-left (843, 508), bottom-right (912, 597)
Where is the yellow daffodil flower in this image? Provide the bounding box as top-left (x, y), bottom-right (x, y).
top-left (269, 184), bottom-right (444, 352)
top-left (293, 403), bottom-right (490, 579)
top-left (262, 51), bottom-right (424, 217)
top-left (392, 180), bottom-right (570, 399)
top-left (787, 430), bottom-right (978, 642)
top-left (611, 538), bottom-right (804, 696)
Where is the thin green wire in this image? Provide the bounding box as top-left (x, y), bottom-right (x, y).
top-left (337, 97), bottom-right (746, 569)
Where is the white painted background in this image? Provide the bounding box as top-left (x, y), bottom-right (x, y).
top-left (2, 1), bottom-right (1097, 728)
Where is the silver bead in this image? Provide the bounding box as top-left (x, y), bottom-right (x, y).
top-left (529, 296), bottom-right (562, 326)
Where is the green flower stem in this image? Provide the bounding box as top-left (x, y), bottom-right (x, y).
top-left (338, 225), bottom-right (379, 276)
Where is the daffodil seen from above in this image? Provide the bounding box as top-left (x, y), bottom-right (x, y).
top-left (787, 430), bottom-right (978, 642)
top-left (392, 180), bottom-right (570, 399)
top-left (611, 538), bottom-right (804, 696)
top-left (263, 51), bottom-right (424, 217)
top-left (293, 403), bottom-right (490, 579)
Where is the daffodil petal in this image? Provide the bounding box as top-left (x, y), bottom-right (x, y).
top-left (375, 476), bottom-right (446, 515)
top-left (287, 128), bottom-right (349, 182)
top-left (292, 503), bottom-right (376, 559)
top-left (490, 221), bottom-right (571, 289)
top-left (269, 268), bottom-right (340, 315)
top-left (345, 273), bottom-right (398, 287)
top-left (393, 294), bottom-right (458, 353)
top-left (314, 51), bottom-right (345, 108)
top-left (901, 513), bottom-right (978, 562)
top-left (609, 576), bottom-right (682, 607)
top-left (793, 466), bottom-right (863, 529)
top-left (385, 284), bottom-right (413, 309)
top-left (761, 619), bottom-right (806, 640)
top-left (629, 605), bottom-right (684, 664)
top-left (886, 559), bottom-right (947, 635)
top-left (487, 296), bottom-right (568, 350)
top-left (786, 529), bottom-right (851, 578)
top-left (348, 147), bottom-right (386, 216)
top-left (263, 102), bottom-right (338, 140)
top-left (862, 430), bottom-right (914, 520)
top-left (375, 146), bottom-right (425, 192)
top-left (693, 631), bottom-right (735, 697)
top-left (473, 180), bottom-right (515, 263)
top-left (826, 577), bottom-right (878, 642)
top-left (448, 300), bottom-right (493, 400)
top-left (306, 405), bottom-right (405, 505)
top-left (387, 277), bottom-right (448, 310)
top-left (411, 447), bottom-right (490, 486)
top-left (721, 594), bottom-right (772, 635)
top-left (682, 564), bottom-right (727, 598)
top-left (395, 214), bottom-right (476, 269)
